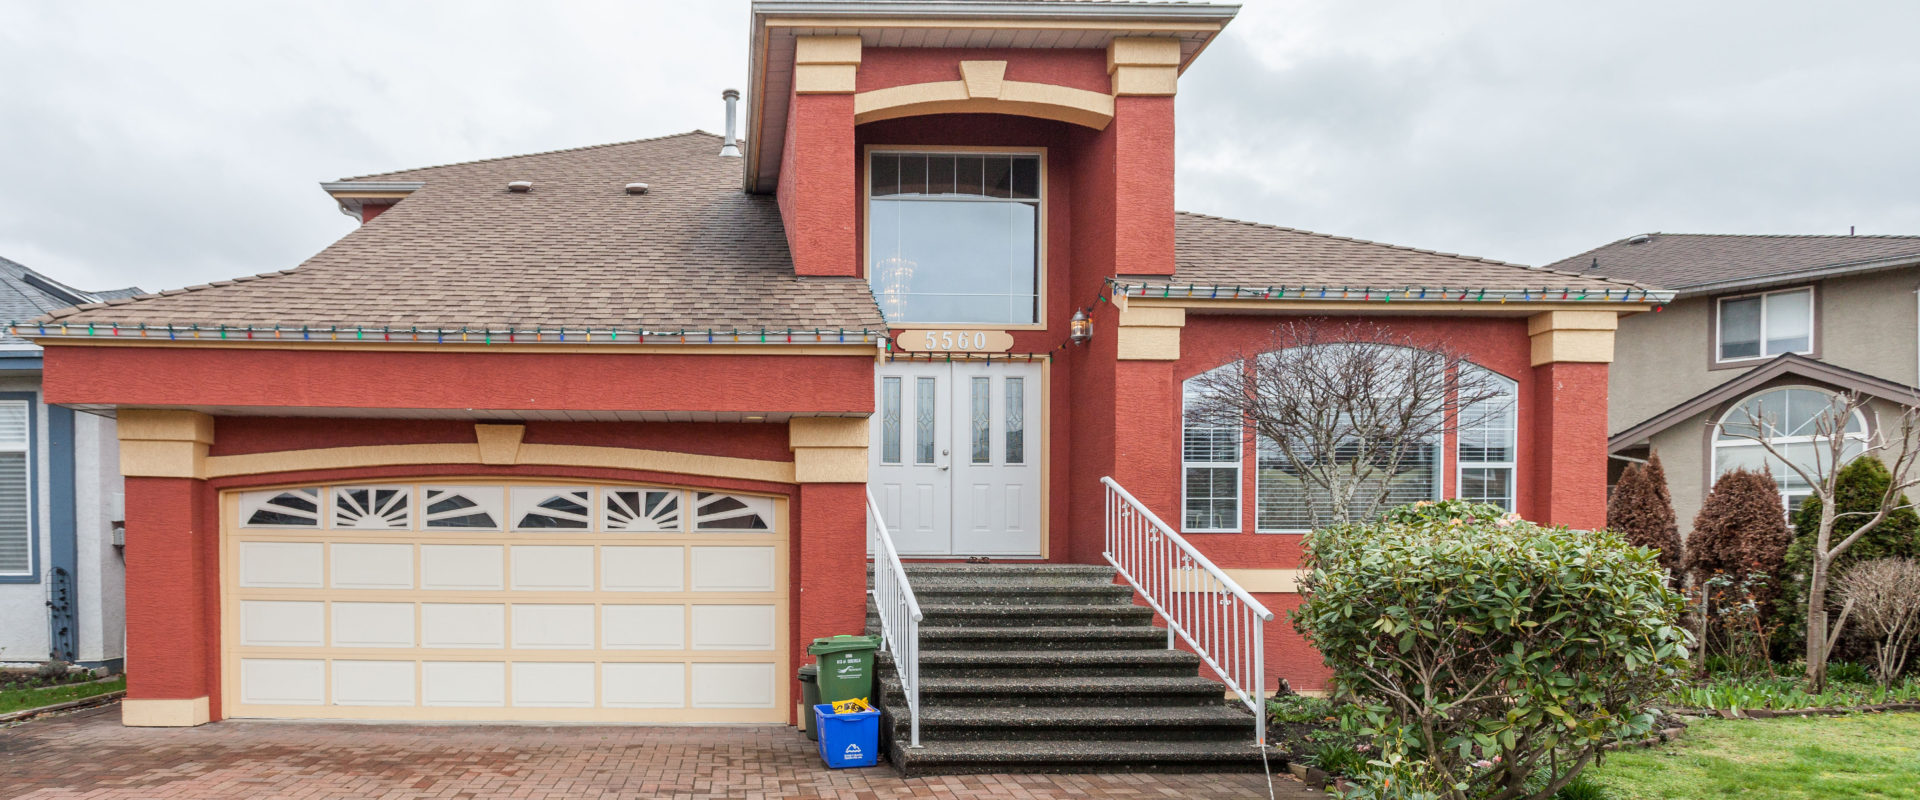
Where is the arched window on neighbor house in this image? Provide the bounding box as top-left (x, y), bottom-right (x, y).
top-left (1180, 347), bottom-right (1517, 533)
top-left (1712, 386), bottom-right (1868, 512)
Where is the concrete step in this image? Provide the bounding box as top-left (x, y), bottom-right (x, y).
top-left (885, 738), bottom-right (1277, 778)
top-left (909, 582), bottom-right (1136, 607)
top-left (897, 564), bottom-right (1118, 583)
top-left (870, 603), bottom-right (1155, 629)
top-left (918, 625), bottom-right (1166, 651)
top-left (882, 704), bottom-right (1257, 743)
top-left (881, 674), bottom-right (1230, 707)
top-left (880, 648), bottom-right (1204, 679)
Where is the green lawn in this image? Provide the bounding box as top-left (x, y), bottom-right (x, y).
top-left (1582, 713), bottom-right (1920, 799)
top-left (0, 675), bottom-right (125, 716)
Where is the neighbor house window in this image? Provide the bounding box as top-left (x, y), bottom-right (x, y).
top-left (1456, 368), bottom-right (1518, 511)
top-left (1182, 366), bottom-right (1240, 532)
top-left (1717, 287), bottom-right (1813, 362)
top-left (0, 402), bottom-right (29, 577)
top-left (1712, 386), bottom-right (1867, 512)
top-left (868, 151), bottom-right (1040, 325)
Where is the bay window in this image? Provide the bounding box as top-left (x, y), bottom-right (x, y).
top-left (868, 151), bottom-right (1041, 326)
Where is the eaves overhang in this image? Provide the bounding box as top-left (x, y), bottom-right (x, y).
top-left (745, 0), bottom-right (1239, 194)
top-left (1665, 253), bottom-right (1920, 298)
top-left (1607, 353), bottom-right (1920, 453)
top-left (1112, 278), bottom-right (1674, 310)
top-left (320, 180), bottom-right (425, 218)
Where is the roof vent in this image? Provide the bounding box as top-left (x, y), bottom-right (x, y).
top-left (1626, 233), bottom-right (1653, 245)
top-left (720, 89), bottom-right (742, 158)
top-left (625, 182), bottom-right (650, 195)
top-left (507, 181), bottom-right (533, 193)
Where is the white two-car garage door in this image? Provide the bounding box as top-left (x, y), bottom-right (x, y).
top-left (221, 480), bottom-right (788, 722)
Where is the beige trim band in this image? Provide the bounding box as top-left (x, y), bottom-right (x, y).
top-left (205, 440), bottom-right (798, 485)
top-left (1527, 310), bottom-right (1619, 366)
top-left (788, 417), bottom-right (868, 483)
top-left (853, 78), bottom-right (1115, 130)
top-left (122, 696), bottom-right (210, 727)
top-left (1169, 568), bottom-right (1303, 594)
top-left (1114, 300), bottom-right (1184, 361)
top-left (119, 409), bottom-right (214, 479)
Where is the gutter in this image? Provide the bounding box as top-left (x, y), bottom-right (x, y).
top-left (8, 322), bottom-right (887, 347)
top-left (1111, 279), bottom-right (1675, 305)
top-left (750, 2), bottom-right (1241, 23)
top-left (1665, 253), bottom-right (1920, 298)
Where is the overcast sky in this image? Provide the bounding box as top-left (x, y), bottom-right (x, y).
top-left (4, 1), bottom-right (1917, 293)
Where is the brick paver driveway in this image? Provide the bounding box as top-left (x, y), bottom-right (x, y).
top-left (2, 704), bottom-right (1313, 799)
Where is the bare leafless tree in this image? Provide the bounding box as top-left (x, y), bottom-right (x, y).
top-left (1183, 320), bottom-right (1510, 528)
top-left (1716, 390), bottom-right (1920, 689)
top-left (1836, 558), bottom-right (1920, 686)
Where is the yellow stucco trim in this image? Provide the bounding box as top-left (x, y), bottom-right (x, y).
top-left (122, 696), bottom-right (210, 727)
top-left (202, 442), bottom-right (798, 485)
top-left (1108, 38), bottom-right (1182, 96)
top-left (118, 409), bottom-right (214, 479)
top-left (33, 339), bottom-right (879, 356)
top-left (788, 417), bottom-right (868, 483)
top-left (473, 424), bottom-right (525, 465)
top-left (1171, 569), bottom-right (1302, 594)
top-left (789, 417), bottom-right (868, 449)
top-left (853, 79), bottom-right (1115, 130)
top-left (1527, 310), bottom-right (1620, 366)
top-left (1114, 302), bottom-right (1184, 361)
top-left (794, 35), bottom-right (862, 94)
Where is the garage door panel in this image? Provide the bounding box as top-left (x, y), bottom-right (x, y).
top-left (510, 604), bottom-right (596, 650)
top-left (690, 546), bottom-right (777, 592)
top-left (241, 659), bottom-right (327, 706)
top-left (421, 545), bottom-right (505, 591)
top-left (690, 663), bottom-right (778, 709)
top-left (513, 662), bottom-right (596, 708)
top-left (601, 546), bottom-right (684, 592)
top-left (330, 543), bottom-right (414, 590)
top-left (690, 605), bottom-right (778, 651)
top-left (334, 661), bottom-right (416, 706)
top-left (226, 480), bottom-right (786, 723)
top-left (239, 601), bottom-right (325, 647)
top-left (332, 602), bottom-right (415, 648)
top-left (603, 605), bottom-right (685, 650)
top-left (509, 545), bottom-right (594, 591)
top-left (422, 661), bottom-right (506, 707)
top-left (422, 603), bottom-right (506, 649)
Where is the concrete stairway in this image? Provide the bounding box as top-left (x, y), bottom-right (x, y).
top-left (866, 564), bottom-right (1274, 777)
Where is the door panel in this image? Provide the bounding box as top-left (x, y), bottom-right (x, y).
top-left (870, 361), bottom-right (1043, 557)
top-left (869, 364), bottom-right (953, 555)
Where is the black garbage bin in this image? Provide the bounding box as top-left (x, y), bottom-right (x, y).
top-left (798, 664), bottom-right (821, 741)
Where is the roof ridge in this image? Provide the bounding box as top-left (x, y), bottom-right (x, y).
top-left (1634, 231), bottom-right (1920, 240)
top-left (338, 130), bottom-right (723, 182)
top-left (1173, 210), bottom-right (1659, 290)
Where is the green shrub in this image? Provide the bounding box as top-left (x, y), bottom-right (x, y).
top-left (1827, 661), bottom-right (1873, 685)
top-left (1777, 457), bottom-right (1920, 653)
top-left (1552, 775), bottom-right (1609, 800)
top-left (1269, 693), bottom-right (1336, 725)
top-left (1314, 741), bottom-right (1371, 777)
top-left (1296, 500), bottom-right (1691, 800)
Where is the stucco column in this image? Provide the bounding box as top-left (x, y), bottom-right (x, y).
top-left (116, 410), bottom-right (215, 726)
top-left (787, 418), bottom-right (868, 719)
top-left (1106, 38), bottom-right (1179, 278)
top-left (1526, 312), bottom-right (1618, 529)
top-left (779, 36), bottom-right (861, 277)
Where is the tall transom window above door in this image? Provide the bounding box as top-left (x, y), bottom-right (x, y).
top-left (868, 151), bottom-right (1041, 326)
top-left (1717, 287), bottom-right (1813, 363)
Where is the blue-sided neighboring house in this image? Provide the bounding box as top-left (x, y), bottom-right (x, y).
top-left (0, 256), bottom-right (139, 670)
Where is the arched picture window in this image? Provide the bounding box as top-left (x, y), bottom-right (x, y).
top-left (1712, 386), bottom-right (1868, 512)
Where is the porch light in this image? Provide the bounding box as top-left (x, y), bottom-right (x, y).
top-left (1069, 309), bottom-right (1092, 345)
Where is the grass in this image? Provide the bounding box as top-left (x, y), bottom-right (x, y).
top-left (1664, 675), bottom-right (1920, 712)
top-left (0, 675), bottom-right (124, 716)
top-left (1580, 713), bottom-right (1920, 799)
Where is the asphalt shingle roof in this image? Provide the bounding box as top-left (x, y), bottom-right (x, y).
top-left (0, 257), bottom-right (138, 347)
top-left (1543, 233), bottom-right (1920, 293)
top-left (1167, 213), bottom-right (1659, 294)
top-left (45, 132), bottom-right (889, 334)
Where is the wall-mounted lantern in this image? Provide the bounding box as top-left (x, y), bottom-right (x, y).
top-left (1068, 309), bottom-right (1093, 345)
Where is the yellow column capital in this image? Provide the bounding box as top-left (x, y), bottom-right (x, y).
top-left (1527, 310), bottom-right (1619, 366)
top-left (794, 35), bottom-right (863, 94)
top-left (118, 409), bottom-right (214, 479)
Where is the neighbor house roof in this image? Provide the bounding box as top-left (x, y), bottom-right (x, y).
top-left (1115, 213), bottom-right (1666, 303)
top-left (36, 132), bottom-right (891, 339)
top-left (0, 257), bottom-right (139, 348)
top-left (1544, 233), bottom-right (1920, 298)
top-left (1609, 353), bottom-right (1920, 452)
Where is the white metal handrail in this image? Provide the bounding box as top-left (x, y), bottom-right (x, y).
top-left (1102, 476), bottom-right (1276, 746)
top-left (866, 489), bottom-right (926, 748)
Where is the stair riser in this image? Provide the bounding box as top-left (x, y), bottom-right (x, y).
top-left (889, 756), bottom-right (1275, 779)
top-left (883, 688), bottom-right (1225, 708)
top-left (911, 664), bottom-right (1201, 679)
top-left (909, 589), bottom-right (1136, 606)
top-left (887, 723), bottom-right (1252, 743)
top-left (918, 633), bottom-right (1166, 651)
top-left (868, 610), bottom-right (1153, 628)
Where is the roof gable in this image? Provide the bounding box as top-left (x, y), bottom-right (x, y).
top-left (1609, 353), bottom-right (1920, 452)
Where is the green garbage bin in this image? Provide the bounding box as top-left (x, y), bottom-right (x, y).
top-left (797, 664), bottom-right (821, 741)
top-left (809, 634), bottom-right (880, 706)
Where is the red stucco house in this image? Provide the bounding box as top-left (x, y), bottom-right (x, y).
top-left (27, 0), bottom-right (1667, 771)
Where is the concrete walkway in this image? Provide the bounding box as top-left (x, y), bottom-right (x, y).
top-left (0, 703), bottom-right (1319, 799)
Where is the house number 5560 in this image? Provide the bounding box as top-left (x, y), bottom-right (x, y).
top-left (896, 329), bottom-right (1016, 353)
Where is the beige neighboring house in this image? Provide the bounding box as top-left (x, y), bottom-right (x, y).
top-left (1545, 234), bottom-right (1920, 534)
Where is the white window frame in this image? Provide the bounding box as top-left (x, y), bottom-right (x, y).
top-left (864, 148), bottom-right (1046, 327)
top-left (0, 400), bottom-right (31, 578)
top-left (1181, 368), bottom-right (1241, 533)
top-left (1711, 385), bottom-right (1869, 513)
top-left (1716, 286), bottom-right (1814, 365)
top-left (1455, 368), bottom-right (1519, 512)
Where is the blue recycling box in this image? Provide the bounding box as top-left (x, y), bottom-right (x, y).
top-left (813, 703), bottom-right (881, 768)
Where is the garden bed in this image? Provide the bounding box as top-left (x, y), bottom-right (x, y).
top-left (0, 675), bottom-right (126, 719)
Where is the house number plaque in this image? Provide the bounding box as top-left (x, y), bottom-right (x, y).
top-left (895, 329), bottom-right (1016, 353)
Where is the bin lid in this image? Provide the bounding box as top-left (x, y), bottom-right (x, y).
top-left (808, 634), bottom-right (880, 655)
top-left (798, 664), bottom-right (818, 680)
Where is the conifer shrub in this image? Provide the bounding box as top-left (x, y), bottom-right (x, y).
top-left (1607, 452), bottom-right (1684, 583)
top-left (1295, 499), bottom-right (1690, 800)
top-left (1685, 468), bottom-right (1792, 613)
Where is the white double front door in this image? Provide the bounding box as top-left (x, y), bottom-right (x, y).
top-left (869, 361), bottom-right (1043, 556)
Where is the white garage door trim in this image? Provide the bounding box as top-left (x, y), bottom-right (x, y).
top-left (220, 479), bottom-right (789, 723)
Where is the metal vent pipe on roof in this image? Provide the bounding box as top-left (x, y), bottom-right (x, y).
top-left (507, 181), bottom-right (533, 193)
top-left (720, 89), bottom-right (742, 158)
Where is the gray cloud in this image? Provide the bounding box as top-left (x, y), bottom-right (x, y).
top-left (3, 0), bottom-right (1917, 293)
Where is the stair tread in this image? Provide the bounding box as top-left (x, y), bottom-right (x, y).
top-left (912, 603), bottom-right (1148, 614)
top-left (892, 739), bottom-right (1272, 761)
top-left (909, 705), bottom-right (1251, 724)
top-left (920, 625), bottom-right (1158, 635)
top-left (897, 649), bottom-right (1201, 664)
top-left (903, 675), bottom-right (1227, 691)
